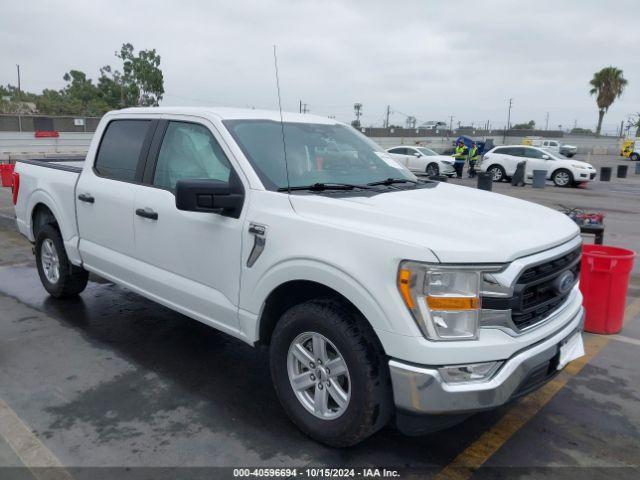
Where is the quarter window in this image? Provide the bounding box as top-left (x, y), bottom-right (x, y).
top-left (95, 120), bottom-right (152, 181)
top-left (153, 122), bottom-right (231, 192)
top-left (389, 148), bottom-right (407, 155)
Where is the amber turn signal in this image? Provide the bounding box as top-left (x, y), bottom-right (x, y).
top-left (426, 296), bottom-right (479, 311)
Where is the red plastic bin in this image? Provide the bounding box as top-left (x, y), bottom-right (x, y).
top-left (0, 163), bottom-right (15, 187)
top-left (579, 244), bottom-right (636, 334)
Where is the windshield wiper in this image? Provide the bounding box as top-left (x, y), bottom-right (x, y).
top-left (277, 182), bottom-right (374, 192)
top-left (366, 178), bottom-right (420, 187)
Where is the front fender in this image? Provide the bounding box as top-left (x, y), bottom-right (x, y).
top-left (246, 258), bottom-right (398, 341)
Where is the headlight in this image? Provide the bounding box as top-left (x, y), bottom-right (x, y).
top-left (398, 262), bottom-right (500, 341)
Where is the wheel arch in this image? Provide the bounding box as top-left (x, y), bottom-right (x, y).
top-left (250, 262), bottom-right (397, 348)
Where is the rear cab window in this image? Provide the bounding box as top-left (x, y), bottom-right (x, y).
top-left (95, 120), bottom-right (153, 181)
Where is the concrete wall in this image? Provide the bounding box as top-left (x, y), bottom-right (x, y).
top-left (0, 132), bottom-right (93, 160)
top-left (368, 134), bottom-right (625, 155)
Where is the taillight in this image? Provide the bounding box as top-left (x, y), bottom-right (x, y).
top-left (11, 172), bottom-right (20, 205)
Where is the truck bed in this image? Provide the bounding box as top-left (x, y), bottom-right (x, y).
top-left (17, 157), bottom-right (85, 173)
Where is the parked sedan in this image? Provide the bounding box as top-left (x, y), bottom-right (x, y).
top-left (479, 145), bottom-right (596, 187)
top-left (386, 146), bottom-right (456, 176)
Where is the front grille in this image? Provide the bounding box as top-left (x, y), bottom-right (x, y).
top-left (510, 247), bottom-right (581, 330)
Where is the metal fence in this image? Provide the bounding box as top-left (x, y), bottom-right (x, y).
top-left (0, 114), bottom-right (101, 133)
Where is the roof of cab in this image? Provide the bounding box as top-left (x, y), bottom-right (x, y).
top-left (111, 106), bottom-right (340, 125)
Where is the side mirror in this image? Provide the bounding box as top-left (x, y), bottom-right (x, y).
top-left (542, 154), bottom-right (550, 160)
top-left (175, 178), bottom-right (244, 218)
top-left (413, 152), bottom-right (422, 157)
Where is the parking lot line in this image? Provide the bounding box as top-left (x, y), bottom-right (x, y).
top-left (434, 298), bottom-right (640, 480)
top-left (0, 399), bottom-right (72, 480)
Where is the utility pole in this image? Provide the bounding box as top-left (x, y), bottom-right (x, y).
top-left (16, 64), bottom-right (22, 132)
top-left (298, 101), bottom-right (309, 113)
top-left (449, 115), bottom-right (454, 136)
top-left (620, 120), bottom-right (624, 138)
top-left (545, 112), bottom-right (549, 130)
top-left (353, 103), bottom-right (362, 124)
top-left (384, 105), bottom-right (391, 129)
top-left (299, 100), bottom-right (302, 113)
top-left (503, 98), bottom-right (513, 143)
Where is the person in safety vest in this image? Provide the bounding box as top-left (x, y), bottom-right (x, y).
top-left (468, 142), bottom-right (480, 178)
top-left (453, 140), bottom-right (468, 178)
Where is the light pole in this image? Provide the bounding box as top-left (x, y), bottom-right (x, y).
top-left (503, 98), bottom-right (513, 143)
top-left (16, 64), bottom-right (22, 132)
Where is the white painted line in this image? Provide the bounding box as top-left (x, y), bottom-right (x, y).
top-left (0, 399), bottom-right (72, 479)
top-left (609, 334), bottom-right (640, 347)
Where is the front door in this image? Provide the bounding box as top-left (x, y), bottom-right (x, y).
top-left (523, 147), bottom-right (549, 178)
top-left (131, 119), bottom-right (245, 336)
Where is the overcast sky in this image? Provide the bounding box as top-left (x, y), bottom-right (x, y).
top-left (2, 0), bottom-right (639, 133)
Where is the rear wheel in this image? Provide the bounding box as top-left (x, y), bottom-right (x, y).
top-left (35, 225), bottom-right (88, 298)
top-left (426, 163), bottom-right (439, 176)
top-left (552, 168), bottom-right (573, 187)
top-left (488, 164), bottom-right (506, 182)
top-left (270, 299), bottom-right (392, 447)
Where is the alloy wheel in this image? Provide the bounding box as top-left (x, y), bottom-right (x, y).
top-left (287, 331), bottom-right (351, 420)
top-left (41, 238), bottom-right (60, 284)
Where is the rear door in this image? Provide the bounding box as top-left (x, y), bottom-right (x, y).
top-left (386, 147), bottom-right (410, 167)
top-left (129, 118), bottom-right (245, 335)
top-left (76, 118), bottom-right (156, 281)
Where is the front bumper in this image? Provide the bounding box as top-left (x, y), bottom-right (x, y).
top-left (388, 306), bottom-right (584, 415)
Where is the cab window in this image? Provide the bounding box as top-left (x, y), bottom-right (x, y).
top-left (95, 120), bottom-right (152, 181)
top-left (153, 122), bottom-right (231, 192)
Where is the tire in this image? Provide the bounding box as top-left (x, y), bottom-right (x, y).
top-left (35, 225), bottom-right (88, 298)
top-left (631, 153), bottom-right (640, 161)
top-left (552, 168), bottom-right (574, 188)
top-left (426, 163), bottom-right (439, 176)
top-left (487, 164), bottom-right (506, 182)
top-left (269, 299), bottom-right (392, 447)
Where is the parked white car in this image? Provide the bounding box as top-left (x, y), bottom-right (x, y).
top-left (386, 145), bottom-right (456, 176)
top-left (480, 145), bottom-right (596, 187)
top-left (13, 107), bottom-right (585, 446)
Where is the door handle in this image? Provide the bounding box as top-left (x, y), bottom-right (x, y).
top-left (78, 193), bottom-right (95, 204)
top-left (136, 208), bottom-right (158, 220)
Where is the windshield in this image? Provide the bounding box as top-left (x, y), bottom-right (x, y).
top-left (223, 120), bottom-right (416, 191)
top-left (417, 147), bottom-right (438, 156)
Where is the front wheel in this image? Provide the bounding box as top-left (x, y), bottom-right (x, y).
top-left (270, 299), bottom-right (392, 447)
top-left (552, 168), bottom-right (574, 187)
top-left (631, 153), bottom-right (640, 161)
top-left (35, 225), bottom-right (88, 298)
top-left (426, 163), bottom-right (440, 176)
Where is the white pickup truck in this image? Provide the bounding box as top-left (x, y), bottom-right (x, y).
top-left (13, 107), bottom-right (585, 447)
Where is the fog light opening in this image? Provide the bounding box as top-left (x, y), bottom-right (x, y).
top-left (438, 361), bottom-right (503, 384)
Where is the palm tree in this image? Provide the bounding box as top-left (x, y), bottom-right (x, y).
top-left (590, 67), bottom-right (628, 135)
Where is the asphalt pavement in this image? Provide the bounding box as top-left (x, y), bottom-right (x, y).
top-left (0, 160), bottom-right (639, 477)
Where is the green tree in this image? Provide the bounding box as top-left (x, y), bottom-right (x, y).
top-left (589, 66), bottom-right (627, 135)
top-left (512, 120), bottom-right (536, 129)
top-left (115, 43), bottom-right (164, 106)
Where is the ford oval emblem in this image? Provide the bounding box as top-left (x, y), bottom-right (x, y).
top-left (555, 271), bottom-right (575, 295)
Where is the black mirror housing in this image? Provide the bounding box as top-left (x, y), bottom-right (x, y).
top-left (175, 177), bottom-right (244, 218)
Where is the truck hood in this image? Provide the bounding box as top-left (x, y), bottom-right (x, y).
top-left (290, 183), bottom-right (579, 263)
